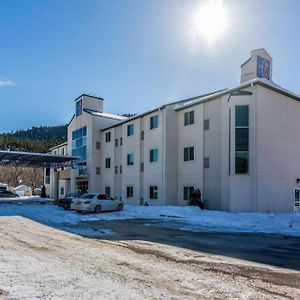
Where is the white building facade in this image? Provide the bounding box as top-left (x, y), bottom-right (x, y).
top-left (46, 49), bottom-right (300, 213)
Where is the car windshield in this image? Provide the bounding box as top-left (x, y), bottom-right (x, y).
top-left (67, 193), bottom-right (80, 198)
top-left (80, 194), bottom-right (96, 199)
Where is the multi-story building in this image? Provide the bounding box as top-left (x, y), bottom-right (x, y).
top-left (46, 49), bottom-right (300, 213)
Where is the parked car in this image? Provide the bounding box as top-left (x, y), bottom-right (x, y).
top-left (0, 191), bottom-right (20, 198)
top-left (71, 193), bottom-right (124, 213)
top-left (58, 192), bottom-right (83, 209)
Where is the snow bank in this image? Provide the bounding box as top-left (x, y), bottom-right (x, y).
top-left (0, 198), bottom-right (300, 237)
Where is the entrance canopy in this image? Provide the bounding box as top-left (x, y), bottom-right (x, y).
top-left (0, 150), bottom-right (79, 168)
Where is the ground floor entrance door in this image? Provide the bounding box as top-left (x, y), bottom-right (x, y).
top-left (77, 180), bottom-right (88, 194)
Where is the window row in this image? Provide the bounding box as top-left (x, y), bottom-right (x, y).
top-left (103, 185), bottom-right (158, 200)
top-left (105, 115), bottom-right (159, 143)
top-left (105, 150), bottom-right (159, 169)
top-left (125, 185), bottom-right (158, 199)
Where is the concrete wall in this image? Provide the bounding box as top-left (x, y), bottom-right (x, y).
top-left (142, 111), bottom-right (164, 205)
top-left (177, 104), bottom-right (204, 206)
top-left (256, 85), bottom-right (300, 212)
top-left (227, 91), bottom-right (253, 212)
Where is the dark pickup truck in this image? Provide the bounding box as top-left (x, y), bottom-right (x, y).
top-left (58, 192), bottom-right (83, 209)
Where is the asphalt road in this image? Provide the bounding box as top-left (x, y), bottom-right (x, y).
top-left (75, 218), bottom-right (300, 272)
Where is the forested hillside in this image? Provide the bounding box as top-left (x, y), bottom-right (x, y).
top-left (0, 125), bottom-right (67, 153)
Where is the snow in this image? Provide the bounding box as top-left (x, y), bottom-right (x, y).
top-left (0, 197), bottom-right (300, 237)
top-left (2, 217), bottom-right (297, 299)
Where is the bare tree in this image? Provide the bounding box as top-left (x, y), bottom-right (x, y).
top-left (23, 168), bottom-right (43, 191)
top-left (0, 167), bottom-right (24, 187)
top-left (0, 166), bottom-right (43, 189)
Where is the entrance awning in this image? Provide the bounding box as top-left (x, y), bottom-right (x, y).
top-left (0, 150), bottom-right (79, 168)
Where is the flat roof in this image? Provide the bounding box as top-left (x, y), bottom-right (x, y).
top-left (74, 94), bottom-right (104, 102)
top-left (0, 150), bottom-right (79, 168)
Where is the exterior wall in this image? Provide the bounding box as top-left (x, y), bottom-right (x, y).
top-left (114, 126), bottom-right (123, 200)
top-left (203, 99), bottom-right (222, 210)
top-left (121, 119), bottom-right (142, 205)
top-left (81, 95), bottom-right (103, 112)
top-left (228, 91), bottom-right (253, 212)
top-left (177, 105), bottom-right (204, 206)
top-left (68, 110), bottom-right (92, 192)
top-left (143, 111), bottom-right (164, 205)
top-left (163, 107), bottom-right (179, 205)
top-left (101, 127), bottom-right (115, 196)
top-left (255, 85), bottom-right (300, 212)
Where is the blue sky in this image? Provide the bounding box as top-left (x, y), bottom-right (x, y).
top-left (0, 0), bottom-right (299, 132)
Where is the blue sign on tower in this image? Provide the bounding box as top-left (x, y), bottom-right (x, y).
top-left (257, 56), bottom-right (270, 80)
top-left (76, 99), bottom-right (83, 117)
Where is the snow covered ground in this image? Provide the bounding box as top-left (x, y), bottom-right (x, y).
top-left (1, 198), bottom-right (300, 299)
top-left (0, 197), bottom-right (300, 237)
top-left (1, 216), bottom-right (300, 299)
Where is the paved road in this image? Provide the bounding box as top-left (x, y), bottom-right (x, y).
top-left (74, 218), bottom-right (300, 272)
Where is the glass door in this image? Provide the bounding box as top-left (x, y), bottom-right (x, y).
top-left (294, 188), bottom-right (300, 213)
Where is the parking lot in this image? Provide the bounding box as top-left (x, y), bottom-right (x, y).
top-left (1, 200), bottom-right (300, 299)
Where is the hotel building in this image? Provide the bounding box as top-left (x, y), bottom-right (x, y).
top-left (46, 49), bottom-right (300, 213)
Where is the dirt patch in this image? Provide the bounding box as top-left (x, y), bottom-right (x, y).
top-left (0, 289), bottom-right (8, 300)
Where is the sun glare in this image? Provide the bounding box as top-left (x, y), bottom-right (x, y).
top-left (191, 0), bottom-right (230, 45)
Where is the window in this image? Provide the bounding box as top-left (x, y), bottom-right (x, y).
top-left (127, 154), bottom-right (134, 166)
top-left (204, 119), bottom-right (210, 130)
top-left (140, 162), bottom-right (144, 172)
top-left (184, 146), bottom-right (195, 161)
top-left (60, 187), bottom-right (64, 195)
top-left (150, 149), bottom-right (158, 162)
top-left (96, 167), bottom-right (100, 175)
top-left (235, 105), bottom-right (249, 174)
top-left (72, 126), bottom-right (87, 165)
top-left (149, 186), bottom-right (158, 199)
top-left (204, 157), bottom-right (210, 169)
top-left (127, 124), bottom-right (134, 136)
top-left (61, 148), bottom-right (65, 155)
top-left (115, 166), bottom-right (118, 174)
top-left (105, 186), bottom-right (111, 196)
top-left (235, 152), bottom-right (248, 174)
top-left (127, 186), bottom-right (134, 198)
top-left (183, 186), bottom-right (194, 201)
top-left (105, 132), bottom-right (111, 143)
top-left (45, 168), bottom-right (50, 184)
top-left (184, 110), bottom-right (194, 126)
top-left (120, 137), bottom-right (123, 146)
top-left (96, 141), bottom-right (101, 150)
top-left (105, 158), bottom-right (111, 168)
top-left (141, 131), bottom-right (144, 141)
top-left (120, 165), bottom-right (122, 174)
top-left (150, 115), bottom-right (159, 129)
top-left (115, 139), bottom-right (118, 147)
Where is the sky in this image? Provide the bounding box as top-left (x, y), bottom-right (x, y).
top-left (0, 0), bottom-right (300, 132)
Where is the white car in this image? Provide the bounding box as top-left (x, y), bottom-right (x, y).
top-left (71, 193), bottom-right (124, 213)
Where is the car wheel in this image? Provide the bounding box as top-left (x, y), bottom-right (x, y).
top-left (117, 204), bottom-right (123, 211)
top-left (95, 205), bottom-right (102, 213)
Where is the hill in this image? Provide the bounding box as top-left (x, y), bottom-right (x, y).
top-left (0, 125), bottom-right (67, 153)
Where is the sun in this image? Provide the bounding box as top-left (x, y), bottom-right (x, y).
top-left (191, 0), bottom-right (230, 45)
